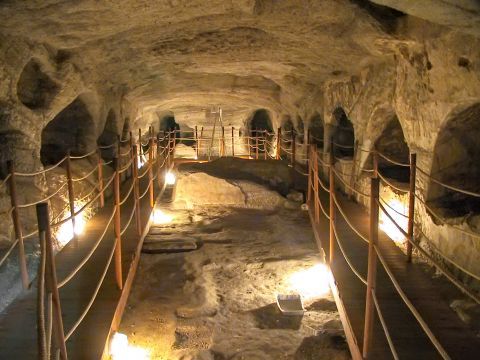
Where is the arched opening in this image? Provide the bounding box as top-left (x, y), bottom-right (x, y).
top-left (40, 97), bottom-right (95, 166)
top-left (248, 109), bottom-right (273, 153)
top-left (159, 114), bottom-right (180, 139)
top-left (309, 113), bottom-right (324, 147)
top-left (281, 116), bottom-right (294, 133)
top-left (17, 59), bottom-right (58, 110)
top-left (296, 116), bottom-right (305, 144)
top-left (375, 115), bottom-right (410, 182)
top-left (427, 103), bottom-right (480, 218)
top-left (97, 109), bottom-right (118, 146)
top-left (332, 107), bottom-right (354, 159)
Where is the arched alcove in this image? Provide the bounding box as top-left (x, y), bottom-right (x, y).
top-left (296, 116), bottom-right (305, 144)
top-left (427, 103), bottom-right (480, 218)
top-left (97, 109), bottom-right (119, 147)
top-left (248, 109), bottom-right (273, 153)
top-left (332, 107), bottom-right (355, 158)
top-left (159, 114), bottom-right (180, 139)
top-left (17, 59), bottom-right (59, 110)
top-left (375, 115), bottom-right (410, 182)
top-left (40, 97), bottom-right (95, 165)
top-left (309, 113), bottom-right (324, 146)
top-left (281, 116), bottom-right (294, 133)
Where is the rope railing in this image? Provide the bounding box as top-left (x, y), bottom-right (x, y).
top-left (69, 149), bottom-right (97, 159)
top-left (377, 171), bottom-right (409, 193)
top-left (71, 166), bottom-right (97, 182)
top-left (376, 151), bottom-right (410, 167)
top-left (416, 166), bottom-right (480, 198)
top-left (14, 156), bottom-right (67, 177)
top-left (371, 289), bottom-right (399, 360)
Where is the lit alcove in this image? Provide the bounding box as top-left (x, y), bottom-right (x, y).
top-left (40, 97), bottom-right (95, 165)
top-left (248, 109), bottom-right (274, 153)
top-left (308, 112), bottom-right (324, 147)
top-left (17, 58), bottom-right (59, 110)
top-left (332, 107), bottom-right (355, 159)
top-left (427, 103), bottom-right (480, 218)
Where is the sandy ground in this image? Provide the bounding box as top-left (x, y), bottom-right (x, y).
top-left (119, 176), bottom-right (350, 359)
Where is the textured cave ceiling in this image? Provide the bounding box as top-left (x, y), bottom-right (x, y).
top-left (0, 0), bottom-right (478, 127)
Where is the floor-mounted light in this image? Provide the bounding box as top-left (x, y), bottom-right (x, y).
top-left (110, 332), bottom-right (149, 360)
top-left (151, 208), bottom-right (174, 224)
top-left (56, 202), bottom-right (87, 246)
top-left (165, 171), bottom-right (176, 185)
top-left (287, 263), bottom-right (331, 301)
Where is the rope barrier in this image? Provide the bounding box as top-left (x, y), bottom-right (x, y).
top-left (119, 181), bottom-right (135, 206)
top-left (332, 192), bottom-right (369, 243)
top-left (332, 141), bottom-right (354, 149)
top-left (64, 235), bottom-right (117, 341)
top-left (15, 156), bottom-right (67, 177)
top-left (376, 151), bottom-right (410, 167)
top-left (17, 182), bottom-right (68, 209)
top-left (371, 289), bottom-right (399, 360)
top-left (377, 171), bottom-right (409, 193)
top-left (71, 166), bottom-right (97, 182)
top-left (379, 197), bottom-right (408, 219)
top-left (138, 182), bottom-right (151, 199)
top-left (98, 143), bottom-right (116, 150)
top-left (331, 219), bottom-right (368, 285)
top-left (0, 173), bottom-right (11, 187)
top-left (76, 182), bottom-right (100, 204)
top-left (57, 208), bottom-right (116, 289)
top-left (0, 238), bottom-right (19, 268)
top-left (120, 203), bottom-right (136, 236)
top-left (331, 168), bottom-right (371, 198)
top-left (374, 242), bottom-right (451, 360)
top-left (70, 150), bottom-right (97, 159)
top-left (416, 167), bottom-right (480, 198)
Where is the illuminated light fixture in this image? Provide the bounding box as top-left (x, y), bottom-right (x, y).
top-left (379, 199), bottom-right (408, 244)
top-left (110, 332), bottom-right (150, 360)
top-left (137, 154), bottom-right (147, 169)
top-left (151, 208), bottom-right (174, 224)
top-left (56, 202), bottom-right (87, 246)
top-left (287, 264), bottom-right (331, 301)
top-left (165, 171), bottom-right (176, 185)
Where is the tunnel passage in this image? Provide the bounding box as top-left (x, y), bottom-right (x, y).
top-left (309, 113), bottom-right (324, 147)
top-left (248, 109), bottom-right (274, 153)
top-left (40, 97), bottom-right (95, 165)
top-left (427, 103), bottom-right (480, 218)
top-left (159, 114), bottom-right (180, 139)
top-left (17, 58), bottom-right (59, 110)
top-left (374, 115), bottom-right (410, 182)
top-left (332, 107), bottom-right (354, 159)
top-left (97, 109), bottom-right (119, 160)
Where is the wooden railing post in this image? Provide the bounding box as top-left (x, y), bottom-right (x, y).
top-left (247, 132), bottom-right (251, 158)
top-left (148, 137), bottom-right (154, 208)
top-left (200, 126), bottom-right (204, 157)
top-left (276, 127), bottom-right (281, 160)
top-left (231, 127), bottom-right (235, 157)
top-left (167, 132), bottom-right (172, 168)
top-left (132, 145), bottom-right (142, 236)
top-left (291, 131), bottom-right (296, 167)
top-left (263, 131), bottom-right (268, 160)
top-left (314, 146), bottom-right (320, 223)
top-left (36, 203), bottom-right (68, 360)
top-left (363, 175), bottom-right (380, 358)
top-left (407, 153), bottom-right (417, 262)
top-left (195, 126), bottom-right (199, 159)
top-left (128, 131), bottom-right (134, 179)
top-left (65, 152), bottom-right (76, 243)
top-left (156, 133), bottom-right (162, 181)
top-left (112, 158), bottom-right (123, 290)
top-left (7, 161), bottom-right (29, 289)
top-left (221, 126), bottom-right (225, 157)
top-left (96, 149), bottom-right (105, 208)
top-left (255, 131), bottom-right (259, 160)
top-left (329, 149), bottom-right (335, 264)
top-left (307, 146), bottom-right (313, 203)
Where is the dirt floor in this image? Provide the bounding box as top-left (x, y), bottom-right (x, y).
top-left (118, 166), bottom-right (350, 359)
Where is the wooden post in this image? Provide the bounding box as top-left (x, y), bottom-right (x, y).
top-left (291, 131), bottom-right (296, 167)
top-left (65, 152), bottom-right (76, 243)
top-left (276, 127), bottom-right (282, 160)
top-left (200, 126), bottom-right (204, 157)
top-left (263, 131), bottom-right (267, 160)
top-left (247, 131), bottom-right (251, 158)
top-left (231, 127), bottom-right (235, 157)
top-left (138, 128), bottom-right (142, 160)
top-left (148, 137), bottom-right (154, 208)
top-left (221, 126), bottom-right (225, 157)
top-left (314, 147), bottom-right (320, 223)
top-left (7, 161), bottom-right (29, 289)
top-left (128, 131), bottom-right (133, 179)
top-left (407, 153), bottom-right (417, 262)
top-left (132, 145), bottom-right (142, 236)
top-left (167, 132), bottom-right (172, 168)
top-left (112, 158), bottom-right (123, 290)
top-left (36, 203), bottom-right (68, 360)
top-left (255, 131), bottom-right (259, 160)
top-left (156, 133), bottom-right (162, 181)
top-left (329, 149), bottom-right (335, 265)
top-left (307, 146), bottom-right (313, 203)
top-left (195, 126), bottom-right (199, 159)
top-left (373, 149), bottom-right (378, 178)
top-left (363, 176), bottom-right (380, 358)
top-left (96, 149), bottom-right (105, 208)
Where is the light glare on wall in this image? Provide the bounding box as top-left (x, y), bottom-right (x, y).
top-left (165, 171), bottom-right (176, 185)
top-left (110, 332), bottom-right (150, 360)
top-left (151, 208), bottom-right (173, 224)
top-left (56, 202), bottom-right (87, 246)
top-left (379, 198), bottom-right (408, 244)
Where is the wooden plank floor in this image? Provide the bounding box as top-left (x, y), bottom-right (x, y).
top-left (0, 170), bottom-right (161, 359)
top-left (310, 188), bottom-right (480, 359)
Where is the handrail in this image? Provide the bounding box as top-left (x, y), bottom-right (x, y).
top-left (71, 166), bottom-right (97, 182)
top-left (416, 166), bottom-right (480, 198)
top-left (17, 182), bottom-right (68, 209)
top-left (377, 171), bottom-right (409, 193)
top-left (371, 289), bottom-right (399, 360)
top-left (15, 156), bottom-right (67, 177)
top-left (376, 151), bottom-right (410, 167)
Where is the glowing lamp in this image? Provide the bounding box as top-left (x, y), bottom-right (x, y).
top-left (151, 209), bottom-right (173, 224)
top-left (288, 264), bottom-right (331, 300)
top-left (165, 171), bottom-right (176, 185)
top-left (110, 332), bottom-right (150, 360)
top-left (56, 203), bottom-right (87, 246)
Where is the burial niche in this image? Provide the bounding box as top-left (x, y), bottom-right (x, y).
top-left (427, 103), bottom-right (480, 218)
top-left (374, 115), bottom-right (410, 183)
top-left (309, 113), bottom-right (324, 147)
top-left (332, 107), bottom-right (354, 159)
top-left (249, 109), bottom-right (273, 153)
top-left (17, 59), bottom-right (58, 110)
top-left (40, 97), bottom-right (95, 165)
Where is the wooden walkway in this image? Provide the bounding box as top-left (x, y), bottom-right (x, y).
top-left (309, 188), bottom-right (480, 359)
top-left (0, 172), bottom-right (161, 359)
